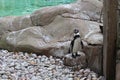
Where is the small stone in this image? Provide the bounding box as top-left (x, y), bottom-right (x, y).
top-left (49, 56), bottom-right (53, 59)
top-left (24, 53), bottom-right (29, 57)
top-left (57, 66), bottom-right (62, 69)
top-left (78, 74), bottom-right (83, 78)
top-left (92, 77), bottom-right (97, 80)
top-left (31, 76), bottom-right (39, 80)
top-left (9, 62), bottom-right (15, 67)
top-left (28, 68), bottom-right (35, 73)
top-left (1, 50), bottom-right (8, 54)
top-left (97, 76), bottom-right (104, 80)
top-left (45, 77), bottom-right (51, 80)
top-left (30, 53), bottom-right (37, 58)
top-left (84, 73), bottom-right (89, 77)
top-left (87, 74), bottom-right (92, 80)
top-left (74, 77), bottom-right (80, 80)
top-left (80, 77), bottom-right (87, 80)
top-left (45, 61), bottom-right (50, 64)
top-left (15, 65), bottom-right (21, 70)
top-left (41, 58), bottom-right (45, 62)
top-left (86, 79), bottom-right (91, 80)
top-left (69, 74), bottom-right (73, 78)
top-left (21, 61), bottom-right (29, 67)
top-left (91, 73), bottom-right (97, 78)
top-left (0, 71), bottom-right (6, 74)
top-left (50, 65), bottom-right (56, 69)
top-left (47, 67), bottom-right (53, 70)
top-left (2, 74), bottom-right (8, 79)
top-left (52, 78), bottom-right (57, 80)
top-left (79, 69), bottom-right (84, 75)
top-left (50, 59), bottom-right (55, 64)
top-left (29, 61), bottom-right (36, 65)
top-left (84, 68), bottom-right (90, 73)
top-left (67, 78), bottom-right (73, 80)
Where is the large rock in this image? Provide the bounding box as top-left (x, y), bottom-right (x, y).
top-left (63, 51), bottom-right (87, 67)
top-left (0, 15), bottom-right (33, 36)
top-left (12, 15), bottom-right (33, 30)
top-left (83, 45), bottom-right (103, 74)
top-left (30, 5), bottom-right (75, 26)
top-left (0, 16), bottom-right (16, 36)
top-left (85, 33), bottom-right (103, 45)
top-left (0, 27), bottom-right (70, 57)
top-left (62, 0), bottom-right (103, 22)
top-left (30, 0), bottom-right (103, 26)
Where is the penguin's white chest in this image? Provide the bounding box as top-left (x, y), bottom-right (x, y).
top-left (72, 38), bottom-right (82, 53)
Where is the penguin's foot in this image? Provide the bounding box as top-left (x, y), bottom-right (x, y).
top-left (72, 53), bottom-right (77, 58)
top-left (72, 55), bottom-right (76, 58)
top-left (72, 52), bottom-right (82, 58)
top-left (76, 52), bottom-right (81, 56)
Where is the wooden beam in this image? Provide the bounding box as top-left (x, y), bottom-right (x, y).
top-left (103, 0), bottom-right (117, 80)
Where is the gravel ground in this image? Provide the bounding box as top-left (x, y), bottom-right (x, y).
top-left (0, 50), bottom-right (103, 80)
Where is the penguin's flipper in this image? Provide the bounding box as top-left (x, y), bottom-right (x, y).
top-left (68, 44), bottom-right (72, 53)
top-left (81, 41), bottom-right (83, 49)
top-left (68, 40), bottom-right (74, 53)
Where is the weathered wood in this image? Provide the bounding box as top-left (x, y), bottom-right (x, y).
top-left (83, 45), bottom-right (103, 75)
top-left (103, 0), bottom-right (117, 80)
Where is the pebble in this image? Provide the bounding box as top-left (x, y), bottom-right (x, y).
top-left (2, 74), bottom-right (8, 79)
top-left (0, 50), bottom-right (103, 80)
top-left (80, 77), bottom-right (87, 80)
top-left (68, 78), bottom-right (73, 80)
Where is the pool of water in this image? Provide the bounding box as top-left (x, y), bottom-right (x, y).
top-left (0, 0), bottom-right (76, 17)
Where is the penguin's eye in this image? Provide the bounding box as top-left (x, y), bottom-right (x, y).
top-left (74, 29), bottom-right (79, 33)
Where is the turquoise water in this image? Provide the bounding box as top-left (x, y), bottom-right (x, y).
top-left (0, 0), bottom-right (76, 17)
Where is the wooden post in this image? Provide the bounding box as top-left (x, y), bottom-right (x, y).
top-left (103, 0), bottom-right (117, 80)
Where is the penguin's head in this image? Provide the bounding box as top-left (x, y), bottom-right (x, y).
top-left (73, 29), bottom-right (80, 37)
top-left (74, 29), bottom-right (79, 34)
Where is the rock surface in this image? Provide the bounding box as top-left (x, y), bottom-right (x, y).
top-left (0, 15), bottom-right (33, 35)
top-left (0, 26), bottom-right (70, 57)
top-left (63, 51), bottom-right (87, 67)
top-left (31, 0), bottom-right (103, 26)
top-left (30, 5), bottom-right (75, 26)
top-left (0, 0), bottom-right (103, 57)
top-left (83, 45), bottom-right (103, 74)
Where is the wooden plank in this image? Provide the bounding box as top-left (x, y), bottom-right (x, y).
top-left (103, 0), bottom-right (117, 80)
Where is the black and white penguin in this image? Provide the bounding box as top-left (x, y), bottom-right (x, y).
top-left (69, 29), bottom-right (83, 58)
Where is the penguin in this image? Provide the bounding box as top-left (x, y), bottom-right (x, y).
top-left (69, 29), bottom-right (83, 58)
